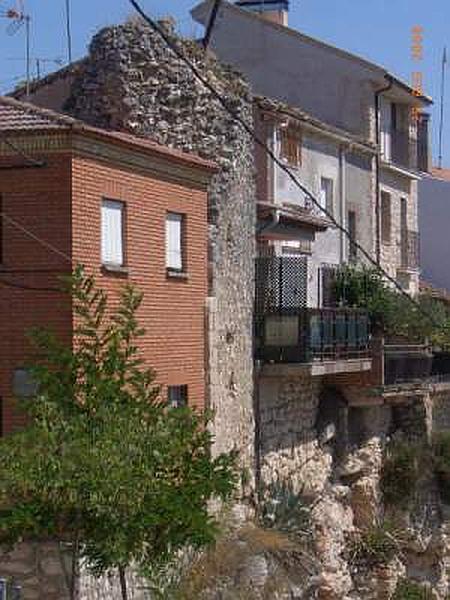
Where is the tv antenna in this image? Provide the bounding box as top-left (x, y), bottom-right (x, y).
top-left (0, 1), bottom-right (31, 99)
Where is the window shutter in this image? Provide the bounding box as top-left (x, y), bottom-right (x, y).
top-left (166, 213), bottom-right (183, 270)
top-left (102, 200), bottom-right (124, 265)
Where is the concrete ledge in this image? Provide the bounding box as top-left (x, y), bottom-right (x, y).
top-left (259, 358), bottom-right (372, 379)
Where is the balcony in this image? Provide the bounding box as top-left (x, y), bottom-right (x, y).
top-left (255, 308), bottom-right (371, 365)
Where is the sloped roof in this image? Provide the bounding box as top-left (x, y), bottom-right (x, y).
top-left (0, 96), bottom-right (217, 171)
top-left (429, 167), bottom-right (450, 182)
top-left (192, 0), bottom-right (432, 105)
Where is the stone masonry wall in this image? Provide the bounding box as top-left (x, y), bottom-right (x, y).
top-left (257, 370), bottom-right (332, 496)
top-left (64, 18), bottom-right (256, 471)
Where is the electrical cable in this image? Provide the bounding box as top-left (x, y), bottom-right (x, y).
top-left (0, 212), bottom-right (72, 264)
top-left (128, 0), bottom-right (438, 328)
top-left (0, 211), bottom-right (72, 292)
top-left (0, 132), bottom-right (46, 168)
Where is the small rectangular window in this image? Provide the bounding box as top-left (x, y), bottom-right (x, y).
top-left (101, 199), bottom-right (124, 266)
top-left (381, 191), bottom-right (391, 244)
top-left (320, 177), bottom-right (334, 216)
top-left (348, 210), bottom-right (357, 263)
top-left (166, 212), bottom-right (185, 272)
top-left (168, 385), bottom-right (188, 408)
top-left (280, 127), bottom-right (301, 167)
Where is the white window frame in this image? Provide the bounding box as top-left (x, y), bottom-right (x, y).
top-left (101, 199), bottom-right (125, 267)
top-left (320, 177), bottom-right (334, 215)
top-left (166, 212), bottom-right (184, 272)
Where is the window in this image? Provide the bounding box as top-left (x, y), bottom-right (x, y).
top-left (381, 191), bottom-right (391, 244)
top-left (101, 199), bottom-right (124, 266)
top-left (166, 212), bottom-right (185, 272)
top-left (348, 210), bottom-right (357, 263)
top-left (168, 385), bottom-right (188, 408)
top-left (320, 177), bottom-right (334, 215)
top-left (280, 127), bottom-right (301, 167)
top-left (12, 369), bottom-right (38, 398)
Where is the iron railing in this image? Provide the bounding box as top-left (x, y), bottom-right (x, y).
top-left (255, 308), bottom-right (370, 364)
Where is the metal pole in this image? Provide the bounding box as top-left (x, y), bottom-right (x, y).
top-left (202, 0), bottom-right (222, 49)
top-left (65, 0), bottom-right (72, 63)
top-left (25, 14), bottom-right (30, 99)
top-left (438, 47), bottom-right (447, 169)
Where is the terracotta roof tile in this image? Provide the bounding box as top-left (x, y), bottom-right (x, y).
top-left (0, 96), bottom-right (217, 171)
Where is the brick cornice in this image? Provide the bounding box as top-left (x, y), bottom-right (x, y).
top-left (71, 133), bottom-right (212, 189)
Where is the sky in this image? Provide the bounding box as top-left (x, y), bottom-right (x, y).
top-left (0, 0), bottom-right (449, 165)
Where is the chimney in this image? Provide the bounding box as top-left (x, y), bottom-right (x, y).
top-left (235, 1), bottom-right (289, 26)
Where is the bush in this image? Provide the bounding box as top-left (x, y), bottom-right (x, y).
top-left (259, 481), bottom-right (312, 541)
top-left (393, 578), bottom-right (433, 599)
top-left (381, 440), bottom-right (423, 508)
top-left (333, 265), bottom-right (450, 345)
top-left (348, 521), bottom-right (400, 569)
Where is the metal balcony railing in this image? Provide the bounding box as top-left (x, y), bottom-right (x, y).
top-left (255, 308), bottom-right (370, 364)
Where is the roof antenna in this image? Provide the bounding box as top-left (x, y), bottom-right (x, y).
top-left (64, 0), bottom-right (72, 64)
top-left (438, 46), bottom-right (447, 170)
top-left (0, 1), bottom-right (31, 99)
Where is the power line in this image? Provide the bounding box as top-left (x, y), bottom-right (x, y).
top-left (0, 212), bottom-right (72, 263)
top-left (0, 132), bottom-right (46, 168)
top-left (128, 0), bottom-right (437, 328)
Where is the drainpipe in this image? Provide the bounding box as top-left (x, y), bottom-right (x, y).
top-left (374, 75), bottom-right (394, 264)
top-left (339, 144), bottom-right (347, 263)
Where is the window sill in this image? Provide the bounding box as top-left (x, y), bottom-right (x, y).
top-left (166, 269), bottom-right (189, 281)
top-left (101, 264), bottom-right (129, 277)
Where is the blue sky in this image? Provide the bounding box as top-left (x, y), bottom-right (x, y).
top-left (1, 0), bottom-right (449, 165)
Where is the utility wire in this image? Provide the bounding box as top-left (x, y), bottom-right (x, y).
top-left (0, 132), bottom-right (46, 168)
top-left (128, 0), bottom-right (438, 328)
top-left (0, 212), bottom-right (72, 264)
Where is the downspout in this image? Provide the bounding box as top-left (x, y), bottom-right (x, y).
top-left (339, 144), bottom-right (347, 263)
top-left (374, 75), bottom-right (394, 264)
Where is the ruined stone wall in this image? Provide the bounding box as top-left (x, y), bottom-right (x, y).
top-left (64, 19), bottom-right (256, 470)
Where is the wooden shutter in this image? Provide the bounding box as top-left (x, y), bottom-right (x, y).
top-left (101, 200), bottom-right (124, 265)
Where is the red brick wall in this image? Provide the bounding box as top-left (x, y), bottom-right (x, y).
top-left (0, 154), bottom-right (73, 433)
top-left (71, 154), bottom-right (208, 412)
top-left (0, 145), bottom-right (208, 434)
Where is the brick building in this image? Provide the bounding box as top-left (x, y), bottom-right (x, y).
top-left (0, 96), bottom-right (215, 434)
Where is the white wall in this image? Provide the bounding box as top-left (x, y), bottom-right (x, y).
top-left (195, 4), bottom-right (378, 138)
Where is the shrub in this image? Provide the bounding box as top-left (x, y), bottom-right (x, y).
top-left (348, 521), bottom-right (400, 569)
top-left (259, 481), bottom-right (312, 541)
top-left (381, 440), bottom-right (423, 508)
top-left (393, 578), bottom-right (433, 599)
top-left (333, 265), bottom-right (450, 345)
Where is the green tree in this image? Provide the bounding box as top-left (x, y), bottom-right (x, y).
top-left (0, 267), bottom-right (238, 600)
